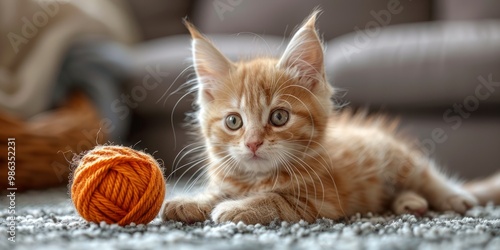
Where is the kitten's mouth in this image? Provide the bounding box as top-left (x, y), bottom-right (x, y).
top-left (247, 154), bottom-right (267, 161)
top-left (239, 153), bottom-right (276, 174)
top-left (251, 155), bottom-right (265, 160)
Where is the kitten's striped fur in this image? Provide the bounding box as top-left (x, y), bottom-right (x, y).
top-left (161, 11), bottom-right (499, 224)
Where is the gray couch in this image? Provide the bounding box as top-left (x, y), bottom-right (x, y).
top-left (125, 0), bottom-right (500, 179)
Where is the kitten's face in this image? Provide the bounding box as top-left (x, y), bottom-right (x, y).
top-left (186, 12), bottom-right (333, 175)
top-left (201, 59), bottom-right (332, 174)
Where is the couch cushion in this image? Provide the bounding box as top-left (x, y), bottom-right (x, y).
top-left (326, 20), bottom-right (500, 108)
top-left (435, 0), bottom-right (500, 20)
top-left (192, 0), bottom-right (431, 40)
top-left (399, 112), bottom-right (500, 179)
top-left (125, 0), bottom-right (195, 40)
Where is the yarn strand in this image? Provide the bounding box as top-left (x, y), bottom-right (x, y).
top-left (71, 146), bottom-right (166, 226)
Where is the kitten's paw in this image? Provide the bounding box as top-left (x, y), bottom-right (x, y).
top-left (392, 191), bottom-right (428, 216)
top-left (434, 192), bottom-right (478, 214)
top-left (161, 198), bottom-right (212, 223)
top-left (211, 200), bottom-right (274, 225)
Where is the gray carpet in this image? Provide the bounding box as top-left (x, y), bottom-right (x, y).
top-left (1, 187), bottom-right (499, 250)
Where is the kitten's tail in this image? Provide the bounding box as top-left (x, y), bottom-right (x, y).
top-left (464, 172), bottom-right (500, 205)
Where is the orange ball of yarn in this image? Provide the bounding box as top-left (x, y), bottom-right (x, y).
top-left (71, 145), bottom-right (165, 226)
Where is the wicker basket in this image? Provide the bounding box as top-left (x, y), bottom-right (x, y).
top-left (0, 93), bottom-right (108, 191)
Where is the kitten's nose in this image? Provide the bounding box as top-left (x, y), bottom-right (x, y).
top-left (246, 140), bottom-right (263, 153)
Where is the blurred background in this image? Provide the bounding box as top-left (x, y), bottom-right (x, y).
top-left (0, 0), bottom-right (499, 191)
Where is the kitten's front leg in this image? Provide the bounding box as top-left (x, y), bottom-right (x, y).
top-left (212, 193), bottom-right (315, 225)
top-left (161, 193), bottom-right (221, 223)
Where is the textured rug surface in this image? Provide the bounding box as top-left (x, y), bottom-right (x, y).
top-left (1, 187), bottom-right (500, 250)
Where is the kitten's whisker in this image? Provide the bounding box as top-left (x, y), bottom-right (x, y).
top-left (168, 155), bottom-right (209, 185)
top-left (286, 144), bottom-right (346, 218)
top-left (275, 154), bottom-right (293, 191)
top-left (179, 150), bottom-right (235, 191)
top-left (156, 65), bottom-right (193, 105)
top-left (168, 150), bottom-right (209, 180)
top-left (184, 163), bottom-right (218, 193)
top-left (283, 156), bottom-right (314, 215)
top-left (235, 32), bottom-right (276, 57)
top-left (280, 157), bottom-right (303, 202)
top-left (270, 158), bottom-right (281, 191)
top-left (168, 89), bottom-right (200, 148)
top-left (280, 163), bottom-right (301, 212)
top-left (196, 157), bottom-right (232, 192)
top-left (170, 157), bottom-right (210, 194)
top-left (281, 152), bottom-right (312, 216)
top-left (207, 154), bottom-right (239, 191)
top-left (170, 149), bottom-right (230, 193)
top-left (284, 151), bottom-right (326, 218)
top-left (218, 158), bottom-right (240, 191)
top-left (287, 144), bottom-right (331, 169)
top-left (170, 143), bottom-right (205, 177)
top-left (182, 163), bottom-right (210, 194)
top-left (170, 75), bottom-right (198, 98)
top-left (280, 81), bottom-right (332, 115)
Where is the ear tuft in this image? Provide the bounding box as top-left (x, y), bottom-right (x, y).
top-left (183, 18), bottom-right (204, 40)
top-left (278, 10), bottom-right (325, 89)
top-left (184, 20), bottom-right (233, 102)
top-left (303, 9), bottom-right (320, 29)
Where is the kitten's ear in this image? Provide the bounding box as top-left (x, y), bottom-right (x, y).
top-left (184, 19), bottom-right (233, 101)
top-left (278, 11), bottom-right (324, 89)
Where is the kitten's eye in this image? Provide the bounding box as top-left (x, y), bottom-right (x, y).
top-left (270, 109), bottom-right (289, 127)
top-left (225, 114), bottom-right (243, 130)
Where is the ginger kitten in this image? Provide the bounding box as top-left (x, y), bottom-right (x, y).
top-left (161, 11), bottom-right (499, 225)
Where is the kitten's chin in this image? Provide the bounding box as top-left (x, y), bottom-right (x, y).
top-left (238, 155), bottom-right (276, 175)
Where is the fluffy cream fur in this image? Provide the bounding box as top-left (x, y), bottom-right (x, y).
top-left (161, 11), bottom-right (498, 225)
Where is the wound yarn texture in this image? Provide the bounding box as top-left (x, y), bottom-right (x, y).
top-left (71, 145), bottom-right (165, 226)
